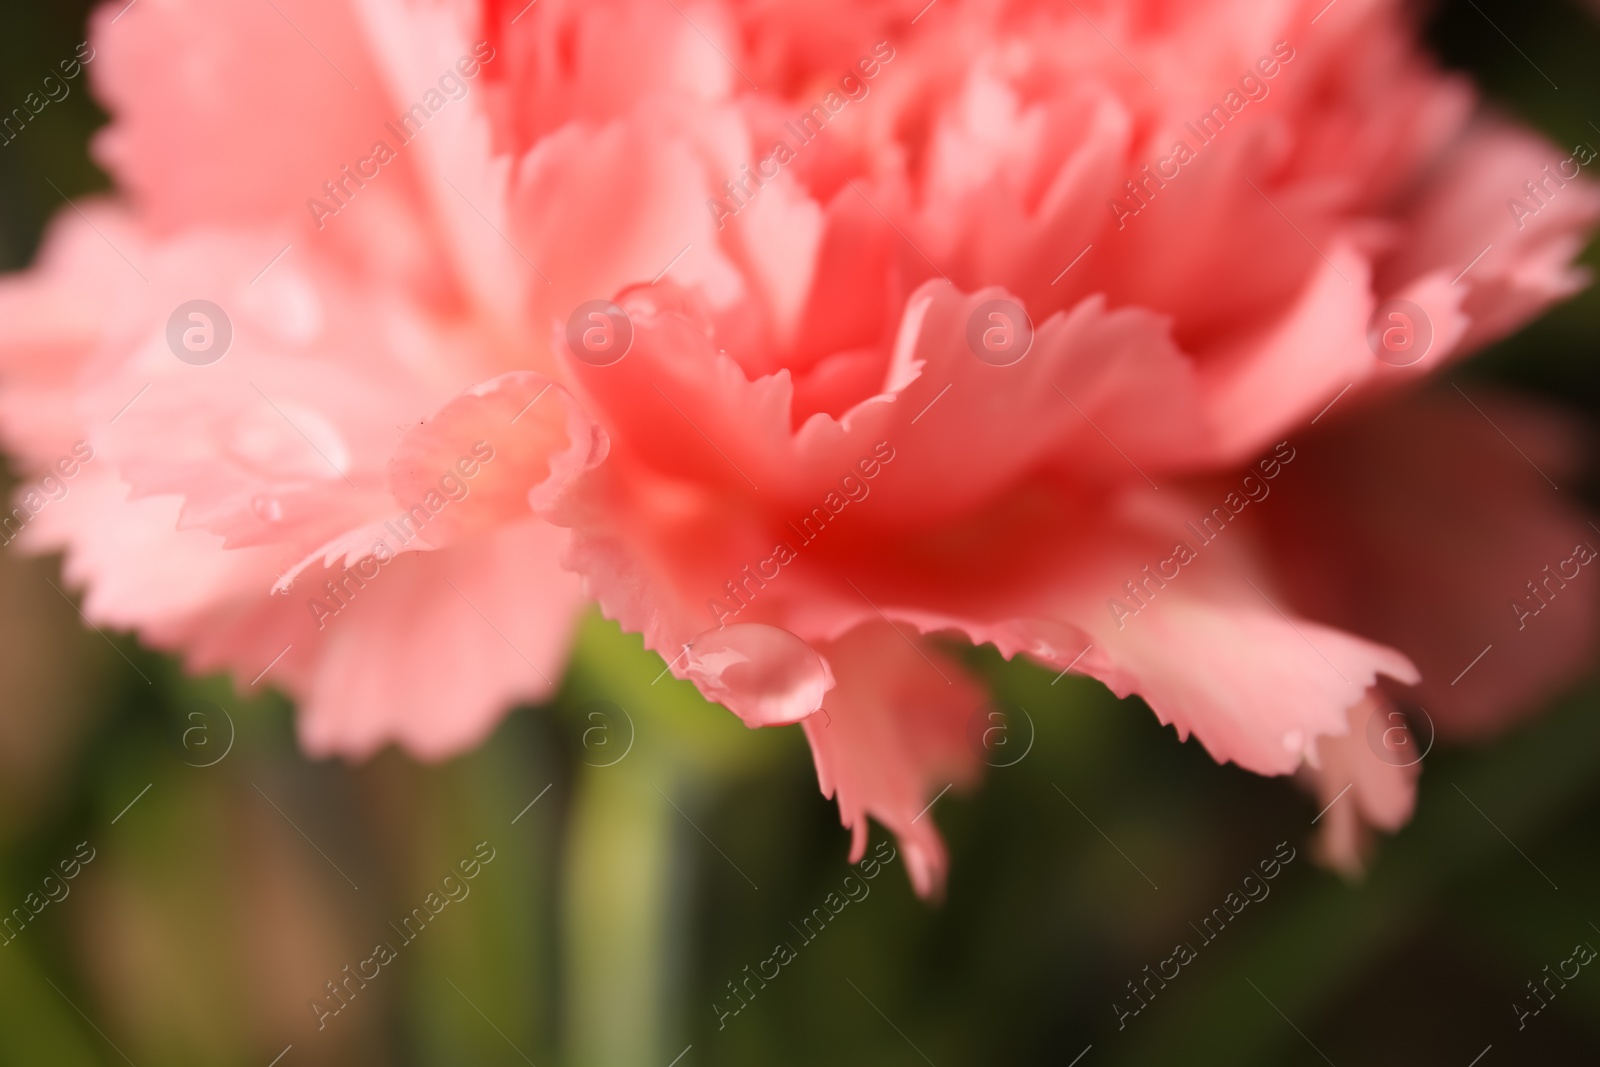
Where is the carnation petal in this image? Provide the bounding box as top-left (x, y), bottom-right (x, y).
top-left (802, 624), bottom-right (984, 900)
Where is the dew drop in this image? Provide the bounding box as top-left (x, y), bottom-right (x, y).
top-left (1013, 618), bottom-right (1089, 662)
top-left (252, 494), bottom-right (284, 522)
top-left (684, 624), bottom-right (831, 727)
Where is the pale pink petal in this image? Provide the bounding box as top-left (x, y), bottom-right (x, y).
top-left (1380, 120), bottom-right (1600, 355)
top-left (13, 416), bottom-right (583, 764)
top-left (296, 521), bottom-right (582, 759)
top-left (90, 0), bottom-right (389, 231)
top-left (1299, 692), bottom-right (1419, 878)
top-left (387, 372), bottom-right (607, 548)
top-left (802, 624), bottom-right (985, 899)
top-left (1076, 587), bottom-right (1419, 776)
top-left (0, 210), bottom-right (135, 464)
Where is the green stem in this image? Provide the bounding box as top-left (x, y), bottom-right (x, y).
top-left (561, 739), bottom-right (676, 1067)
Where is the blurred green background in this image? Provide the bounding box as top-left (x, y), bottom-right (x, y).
top-left (2, 1), bottom-right (1600, 1064)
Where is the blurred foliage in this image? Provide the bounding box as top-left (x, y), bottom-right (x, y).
top-left (1, 0), bottom-right (1598, 1064)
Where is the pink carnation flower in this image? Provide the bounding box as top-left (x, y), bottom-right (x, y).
top-left (2, 0), bottom-right (1596, 895)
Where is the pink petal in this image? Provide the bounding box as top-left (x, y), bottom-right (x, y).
top-left (90, 0), bottom-right (390, 231)
top-left (1299, 692), bottom-right (1420, 879)
top-left (387, 372), bottom-right (607, 549)
top-left (1259, 389), bottom-right (1599, 739)
top-left (1194, 239), bottom-right (1375, 463)
top-left (1381, 120), bottom-right (1600, 355)
top-left (802, 624), bottom-right (985, 899)
top-left (1071, 584), bottom-right (1420, 777)
top-left (295, 522), bottom-right (582, 759)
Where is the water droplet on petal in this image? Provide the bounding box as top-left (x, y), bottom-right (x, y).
top-left (1010, 618), bottom-right (1089, 662)
top-left (684, 624), bottom-right (832, 727)
top-left (252, 494), bottom-right (284, 522)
